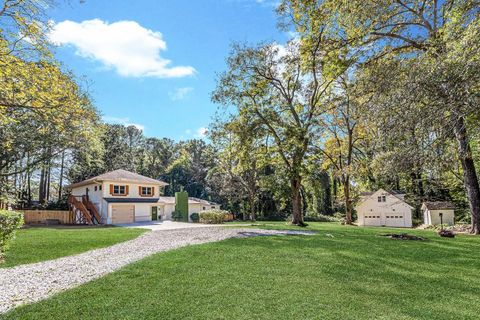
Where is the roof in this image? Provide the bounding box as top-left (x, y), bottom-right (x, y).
top-left (356, 188), bottom-right (413, 209)
top-left (157, 196), bottom-right (218, 205)
top-left (104, 198), bottom-right (160, 203)
top-left (422, 201), bottom-right (455, 210)
top-left (66, 169), bottom-right (169, 189)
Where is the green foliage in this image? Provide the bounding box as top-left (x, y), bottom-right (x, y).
top-left (199, 209), bottom-right (229, 224)
top-left (189, 212), bottom-right (200, 223)
top-left (171, 210), bottom-right (184, 222)
top-left (304, 214), bottom-right (340, 223)
top-left (0, 210), bottom-right (24, 262)
top-left (175, 191), bottom-right (189, 222)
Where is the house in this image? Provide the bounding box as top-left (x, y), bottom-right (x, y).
top-left (422, 201), bottom-right (455, 226)
top-left (67, 169), bottom-right (219, 224)
top-left (356, 189), bottom-right (413, 228)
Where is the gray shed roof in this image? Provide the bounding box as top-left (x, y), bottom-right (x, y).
top-left (67, 169), bottom-right (168, 189)
top-left (422, 201), bottom-right (455, 210)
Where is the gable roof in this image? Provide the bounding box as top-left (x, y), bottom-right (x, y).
top-left (356, 188), bottom-right (413, 209)
top-left (422, 201), bottom-right (455, 210)
top-left (67, 169), bottom-right (168, 189)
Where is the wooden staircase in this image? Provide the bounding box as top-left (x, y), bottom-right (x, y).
top-left (68, 195), bottom-right (103, 225)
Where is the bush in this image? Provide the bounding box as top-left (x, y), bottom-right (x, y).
top-left (199, 209), bottom-right (229, 224)
top-left (171, 210), bottom-right (184, 222)
top-left (0, 210), bottom-right (24, 262)
top-left (304, 214), bottom-right (340, 222)
top-left (190, 212), bottom-right (199, 223)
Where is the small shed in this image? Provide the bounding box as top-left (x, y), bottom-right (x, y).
top-left (422, 202), bottom-right (455, 226)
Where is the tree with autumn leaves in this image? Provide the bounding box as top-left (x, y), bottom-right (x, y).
top-left (0, 1), bottom-right (101, 207)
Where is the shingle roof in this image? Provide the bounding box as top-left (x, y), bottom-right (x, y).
top-left (157, 196), bottom-right (218, 205)
top-left (67, 169), bottom-right (168, 189)
top-left (422, 201), bottom-right (455, 210)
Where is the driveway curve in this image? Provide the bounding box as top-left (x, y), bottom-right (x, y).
top-left (0, 227), bottom-right (313, 314)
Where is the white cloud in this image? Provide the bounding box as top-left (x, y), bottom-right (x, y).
top-left (169, 87), bottom-right (193, 101)
top-left (49, 19), bottom-right (196, 78)
top-left (103, 116), bottom-right (145, 131)
top-left (194, 127), bottom-right (208, 138)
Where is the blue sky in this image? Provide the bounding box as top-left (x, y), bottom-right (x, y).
top-left (47, 0), bottom-right (287, 140)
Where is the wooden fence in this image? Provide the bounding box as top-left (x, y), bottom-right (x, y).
top-left (21, 210), bottom-right (72, 224)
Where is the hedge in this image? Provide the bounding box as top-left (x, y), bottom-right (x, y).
top-left (0, 210), bottom-right (24, 262)
top-left (199, 209), bottom-right (229, 224)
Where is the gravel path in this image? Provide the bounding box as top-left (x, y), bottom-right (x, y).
top-left (0, 228), bottom-right (313, 314)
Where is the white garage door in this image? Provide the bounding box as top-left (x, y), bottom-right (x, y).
top-left (364, 214), bottom-right (381, 226)
top-left (385, 214), bottom-right (405, 227)
top-left (112, 205), bottom-right (135, 224)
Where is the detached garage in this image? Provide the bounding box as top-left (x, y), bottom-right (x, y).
top-left (356, 189), bottom-right (413, 228)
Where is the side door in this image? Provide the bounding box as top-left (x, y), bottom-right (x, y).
top-left (151, 206), bottom-right (158, 221)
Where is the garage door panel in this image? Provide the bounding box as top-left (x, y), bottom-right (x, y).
top-left (112, 205), bottom-right (135, 224)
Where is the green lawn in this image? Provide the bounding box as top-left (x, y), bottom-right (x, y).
top-left (4, 223), bottom-right (480, 319)
top-left (1, 226), bottom-right (146, 268)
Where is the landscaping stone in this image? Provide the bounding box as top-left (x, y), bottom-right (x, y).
top-left (0, 227), bottom-right (313, 314)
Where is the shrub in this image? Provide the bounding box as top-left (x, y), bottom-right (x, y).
top-left (304, 214), bottom-right (340, 222)
top-left (0, 210), bottom-right (24, 263)
top-left (171, 210), bottom-right (184, 222)
top-left (199, 209), bottom-right (229, 224)
top-left (190, 212), bottom-right (199, 223)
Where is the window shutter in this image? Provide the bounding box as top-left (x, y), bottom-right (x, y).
top-left (152, 187), bottom-right (155, 196)
top-left (138, 186), bottom-right (142, 195)
top-left (109, 184), bottom-right (113, 195)
top-left (125, 185), bottom-right (129, 195)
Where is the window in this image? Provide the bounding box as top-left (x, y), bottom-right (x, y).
top-left (203, 206), bottom-right (206, 210)
top-left (399, 216), bottom-right (403, 218)
top-left (94, 186), bottom-right (98, 191)
top-left (99, 185), bottom-right (102, 191)
top-left (378, 196), bottom-right (382, 202)
top-left (140, 187), bottom-right (153, 196)
top-left (377, 216), bottom-right (380, 218)
top-left (211, 206), bottom-right (216, 209)
top-left (113, 185), bottom-right (126, 195)
top-left (382, 196), bottom-right (386, 202)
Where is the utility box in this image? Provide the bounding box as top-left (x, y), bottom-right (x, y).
top-left (175, 191), bottom-right (189, 222)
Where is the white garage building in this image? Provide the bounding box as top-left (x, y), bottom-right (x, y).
top-left (356, 189), bottom-right (413, 228)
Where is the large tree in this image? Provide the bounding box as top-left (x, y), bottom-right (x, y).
top-left (213, 38), bottom-right (344, 226)
top-left (285, 0), bottom-right (480, 233)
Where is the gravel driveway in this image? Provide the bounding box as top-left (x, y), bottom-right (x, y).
top-left (0, 227), bottom-right (313, 314)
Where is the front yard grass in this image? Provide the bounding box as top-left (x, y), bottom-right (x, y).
top-left (1, 226), bottom-right (146, 268)
top-left (4, 223), bottom-right (480, 319)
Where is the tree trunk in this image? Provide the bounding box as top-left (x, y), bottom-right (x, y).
top-left (39, 163), bottom-right (46, 204)
top-left (46, 162), bottom-right (51, 202)
top-left (290, 176), bottom-right (306, 226)
top-left (343, 175), bottom-right (353, 224)
top-left (453, 116), bottom-right (480, 234)
top-left (58, 151), bottom-right (65, 201)
top-left (249, 193), bottom-right (256, 222)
